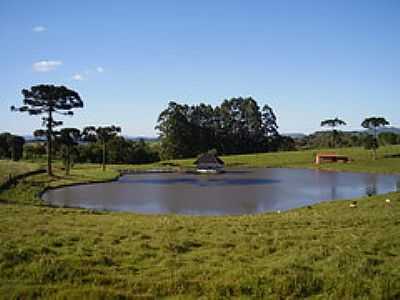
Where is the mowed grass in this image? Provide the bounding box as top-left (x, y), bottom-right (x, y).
top-left (1, 146), bottom-right (400, 298)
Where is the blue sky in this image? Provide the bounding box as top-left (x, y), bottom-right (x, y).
top-left (0, 0), bottom-right (399, 136)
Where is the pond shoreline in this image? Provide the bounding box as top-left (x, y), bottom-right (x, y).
top-left (41, 167), bottom-right (400, 216)
top-left (3, 160), bottom-right (399, 213)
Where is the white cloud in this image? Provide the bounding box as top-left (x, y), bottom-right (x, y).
top-left (32, 60), bottom-right (62, 72)
top-left (33, 26), bottom-right (46, 32)
top-left (96, 66), bottom-right (104, 73)
top-left (72, 73), bottom-right (84, 81)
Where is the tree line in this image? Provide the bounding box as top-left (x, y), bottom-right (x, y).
top-left (27, 127), bottom-right (159, 175)
top-left (10, 85), bottom-right (159, 175)
top-left (7, 84), bottom-right (398, 175)
top-left (296, 131), bottom-right (400, 150)
top-left (156, 97), bottom-right (294, 159)
top-left (0, 132), bottom-right (25, 161)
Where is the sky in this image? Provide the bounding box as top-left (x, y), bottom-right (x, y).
top-left (0, 0), bottom-right (399, 137)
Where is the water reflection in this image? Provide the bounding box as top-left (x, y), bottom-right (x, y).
top-left (42, 168), bottom-right (400, 216)
top-left (396, 180), bottom-right (400, 192)
top-left (119, 177), bottom-right (279, 186)
top-left (366, 184), bottom-right (377, 197)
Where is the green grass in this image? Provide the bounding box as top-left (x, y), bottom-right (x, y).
top-left (1, 193), bottom-right (399, 299)
top-left (0, 160), bottom-right (43, 186)
top-left (167, 145), bottom-right (400, 173)
top-left (1, 146), bottom-right (400, 298)
top-left (0, 164), bottom-right (119, 205)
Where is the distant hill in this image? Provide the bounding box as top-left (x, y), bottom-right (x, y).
top-left (282, 127), bottom-right (400, 140)
top-left (365, 127), bottom-right (400, 135)
top-left (282, 133), bottom-right (307, 139)
top-left (124, 136), bottom-right (159, 142)
top-left (19, 128), bottom-right (400, 143)
top-left (24, 135), bottom-right (45, 142)
top-left (22, 135), bottom-right (159, 143)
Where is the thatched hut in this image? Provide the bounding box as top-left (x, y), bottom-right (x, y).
top-left (194, 153), bottom-right (224, 173)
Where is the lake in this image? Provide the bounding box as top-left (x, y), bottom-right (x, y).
top-left (42, 168), bottom-right (400, 215)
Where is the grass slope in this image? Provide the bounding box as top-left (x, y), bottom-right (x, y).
top-left (1, 146), bottom-right (400, 298)
top-left (1, 194), bottom-right (399, 299)
top-left (0, 160), bottom-right (42, 186)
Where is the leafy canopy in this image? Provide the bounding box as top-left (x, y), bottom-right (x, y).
top-left (11, 84), bottom-right (83, 116)
top-left (361, 117), bottom-right (390, 130)
top-left (156, 97), bottom-right (281, 159)
top-left (82, 126), bottom-right (121, 143)
top-left (320, 118), bottom-right (347, 128)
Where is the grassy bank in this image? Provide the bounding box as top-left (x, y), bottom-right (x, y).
top-left (0, 160), bottom-right (43, 186)
top-left (0, 164), bottom-right (119, 205)
top-left (1, 146), bottom-right (400, 298)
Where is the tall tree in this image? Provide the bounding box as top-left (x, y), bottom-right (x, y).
top-left (361, 117), bottom-right (390, 160)
top-left (11, 85), bottom-right (83, 175)
top-left (261, 104), bottom-right (279, 151)
top-left (156, 97), bottom-right (280, 158)
top-left (82, 126), bottom-right (121, 171)
top-left (155, 102), bottom-right (193, 159)
top-left (320, 117), bottom-right (347, 148)
top-left (57, 128), bottom-right (81, 175)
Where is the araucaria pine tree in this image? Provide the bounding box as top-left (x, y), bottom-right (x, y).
top-left (11, 85), bottom-right (83, 176)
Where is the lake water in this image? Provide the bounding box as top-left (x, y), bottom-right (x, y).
top-left (42, 168), bottom-right (400, 215)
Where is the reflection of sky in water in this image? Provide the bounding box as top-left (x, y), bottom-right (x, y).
top-left (43, 168), bottom-right (400, 216)
top-left (118, 177), bottom-right (280, 186)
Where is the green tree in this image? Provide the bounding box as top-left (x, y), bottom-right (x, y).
top-left (363, 134), bottom-right (378, 152)
top-left (156, 98), bottom-right (280, 158)
top-left (261, 104), bottom-right (279, 151)
top-left (23, 143), bottom-right (46, 160)
top-left (0, 133), bottom-right (25, 161)
top-left (378, 132), bottom-right (399, 146)
top-left (7, 135), bottom-right (25, 161)
top-left (155, 102), bottom-right (193, 159)
top-left (82, 126), bottom-right (121, 171)
top-left (361, 117), bottom-right (390, 160)
top-left (320, 118), bottom-right (347, 148)
top-left (0, 133), bottom-right (8, 158)
top-left (11, 85), bottom-right (83, 175)
top-left (57, 128), bottom-right (81, 175)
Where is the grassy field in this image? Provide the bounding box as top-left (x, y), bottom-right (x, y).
top-left (0, 160), bottom-right (43, 186)
top-left (1, 146), bottom-right (400, 298)
top-left (166, 145), bottom-right (400, 173)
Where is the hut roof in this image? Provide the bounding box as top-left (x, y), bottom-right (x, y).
top-left (194, 153), bottom-right (225, 165)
